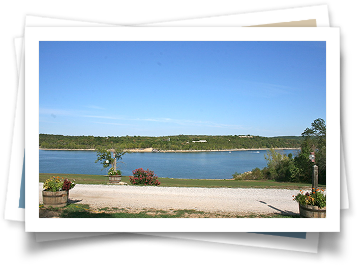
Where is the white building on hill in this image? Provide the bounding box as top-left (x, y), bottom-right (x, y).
top-left (192, 140), bottom-right (207, 143)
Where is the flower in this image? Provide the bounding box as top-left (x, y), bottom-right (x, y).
top-left (43, 176), bottom-right (76, 192)
top-left (130, 168), bottom-right (160, 186)
top-left (108, 167), bottom-right (121, 176)
top-left (293, 189), bottom-right (326, 209)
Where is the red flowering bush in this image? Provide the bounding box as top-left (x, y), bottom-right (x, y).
top-left (62, 178), bottom-right (76, 191)
top-left (130, 168), bottom-right (160, 186)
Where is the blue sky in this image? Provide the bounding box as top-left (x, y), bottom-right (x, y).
top-left (39, 41), bottom-right (326, 137)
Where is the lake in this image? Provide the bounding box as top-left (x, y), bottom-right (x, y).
top-left (39, 149), bottom-right (299, 179)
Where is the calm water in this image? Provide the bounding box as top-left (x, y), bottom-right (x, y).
top-left (39, 149), bottom-right (299, 179)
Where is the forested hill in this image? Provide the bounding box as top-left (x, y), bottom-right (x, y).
top-left (39, 134), bottom-right (303, 151)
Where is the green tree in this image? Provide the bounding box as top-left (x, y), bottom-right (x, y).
top-left (263, 148), bottom-right (300, 182)
top-left (275, 155), bottom-right (300, 182)
top-left (264, 148), bottom-right (284, 180)
top-left (95, 147), bottom-right (126, 173)
top-left (296, 118), bottom-right (326, 184)
top-left (294, 141), bottom-right (314, 182)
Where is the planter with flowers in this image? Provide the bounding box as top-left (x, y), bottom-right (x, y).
top-left (293, 188), bottom-right (326, 218)
top-left (42, 176), bottom-right (76, 208)
top-left (107, 168), bottom-right (122, 184)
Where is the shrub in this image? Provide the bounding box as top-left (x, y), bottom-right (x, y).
top-left (108, 167), bottom-right (121, 176)
top-left (251, 167), bottom-right (263, 180)
top-left (130, 168), bottom-right (160, 186)
top-left (62, 178), bottom-right (76, 191)
top-left (293, 189), bottom-right (326, 208)
top-left (43, 176), bottom-right (63, 192)
top-left (43, 176), bottom-right (76, 192)
top-left (262, 149), bottom-right (302, 182)
top-left (233, 168), bottom-right (268, 180)
top-left (233, 171), bottom-right (255, 180)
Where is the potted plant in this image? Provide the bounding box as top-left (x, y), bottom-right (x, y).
top-left (107, 167), bottom-right (122, 184)
top-left (42, 176), bottom-right (76, 208)
top-left (293, 188), bottom-right (326, 218)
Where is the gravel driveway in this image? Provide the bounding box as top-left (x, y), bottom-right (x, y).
top-left (39, 183), bottom-right (301, 215)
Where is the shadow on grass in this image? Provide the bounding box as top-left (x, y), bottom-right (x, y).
top-left (258, 200), bottom-right (300, 217)
top-left (52, 203), bottom-right (181, 218)
top-left (61, 211), bottom-right (164, 218)
top-left (60, 208), bottom-right (203, 218)
top-left (40, 203), bottom-right (301, 218)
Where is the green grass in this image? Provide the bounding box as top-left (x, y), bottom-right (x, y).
top-left (154, 178), bottom-right (316, 189)
top-left (39, 204), bottom-right (206, 218)
top-left (39, 203), bottom-right (300, 218)
top-left (39, 173), bottom-right (322, 190)
top-left (40, 173), bottom-right (108, 185)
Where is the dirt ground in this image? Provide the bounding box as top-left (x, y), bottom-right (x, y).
top-left (39, 183), bottom-right (301, 216)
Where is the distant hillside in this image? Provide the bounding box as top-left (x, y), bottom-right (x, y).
top-left (39, 134), bottom-right (303, 151)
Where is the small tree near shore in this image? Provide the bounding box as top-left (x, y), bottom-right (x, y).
top-left (95, 147), bottom-right (126, 173)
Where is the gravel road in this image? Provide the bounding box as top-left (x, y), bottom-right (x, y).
top-left (39, 183), bottom-right (301, 215)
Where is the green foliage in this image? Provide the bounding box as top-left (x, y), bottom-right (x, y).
top-left (263, 148), bottom-right (299, 181)
top-left (293, 189), bottom-right (326, 208)
top-left (233, 171), bottom-right (254, 180)
top-left (108, 168), bottom-right (121, 176)
top-left (43, 176), bottom-right (76, 192)
top-left (250, 118), bottom-right (327, 184)
top-left (233, 168), bottom-right (265, 180)
top-left (130, 168), bottom-right (160, 186)
top-left (293, 147), bottom-right (314, 183)
top-left (39, 134), bottom-right (303, 151)
top-left (43, 176), bottom-right (63, 191)
top-left (95, 148), bottom-right (113, 169)
top-left (251, 167), bottom-right (263, 180)
top-left (295, 118), bottom-right (326, 184)
top-left (95, 147), bottom-right (126, 172)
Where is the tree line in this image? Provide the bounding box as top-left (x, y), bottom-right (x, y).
top-left (39, 134), bottom-right (303, 151)
top-left (233, 118), bottom-right (326, 184)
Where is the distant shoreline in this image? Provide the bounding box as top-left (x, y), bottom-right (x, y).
top-left (39, 147), bottom-right (300, 153)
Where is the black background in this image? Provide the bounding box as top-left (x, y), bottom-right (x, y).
top-left (0, 1), bottom-right (356, 258)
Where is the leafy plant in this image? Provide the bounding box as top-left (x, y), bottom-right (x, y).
top-left (233, 171), bottom-right (255, 180)
top-left (43, 176), bottom-right (76, 192)
top-left (293, 188), bottom-right (326, 208)
top-left (130, 168), bottom-right (160, 186)
top-left (95, 145), bottom-right (127, 172)
top-left (62, 178), bottom-right (76, 191)
top-left (43, 176), bottom-right (63, 192)
top-left (95, 148), bottom-right (113, 169)
top-left (108, 167), bottom-right (121, 176)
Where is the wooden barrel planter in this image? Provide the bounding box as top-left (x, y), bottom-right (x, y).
top-left (106, 175), bottom-right (122, 184)
top-left (299, 204), bottom-right (326, 218)
top-left (42, 190), bottom-right (68, 208)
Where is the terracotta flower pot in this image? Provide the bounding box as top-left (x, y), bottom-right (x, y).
top-left (299, 204), bottom-right (326, 218)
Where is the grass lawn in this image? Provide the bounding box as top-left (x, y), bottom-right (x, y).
top-left (39, 173), bottom-right (323, 190)
top-left (39, 203), bottom-right (301, 218)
